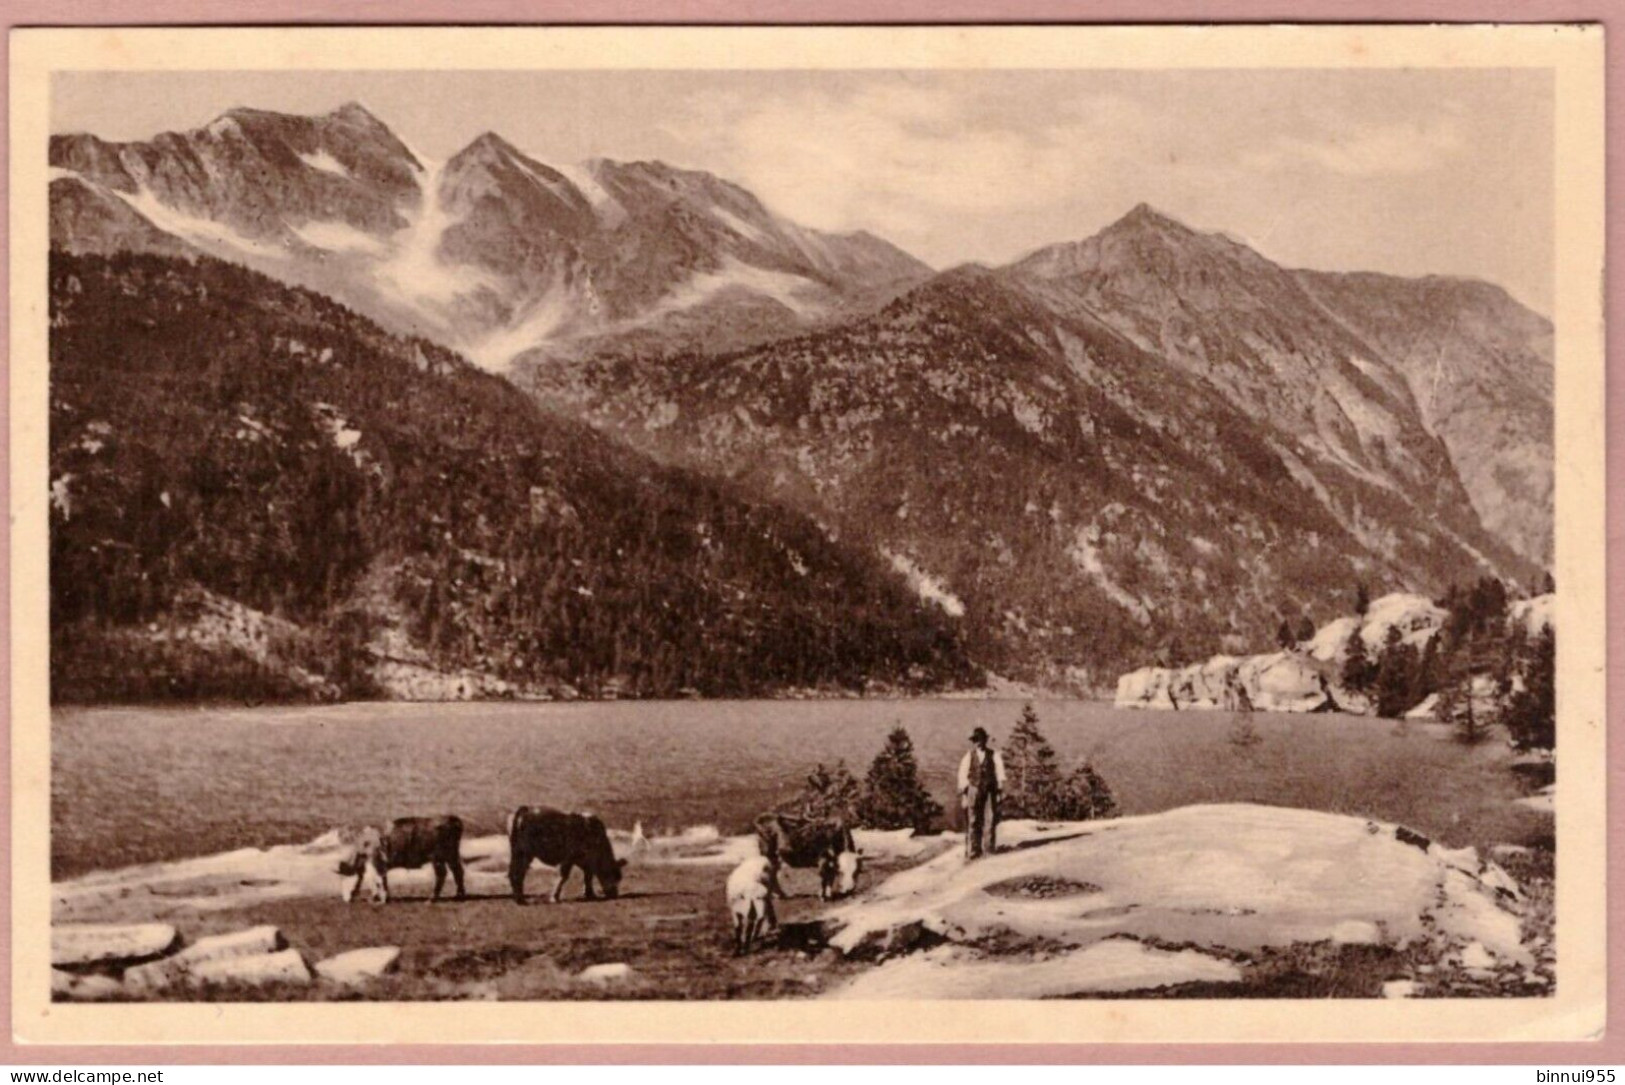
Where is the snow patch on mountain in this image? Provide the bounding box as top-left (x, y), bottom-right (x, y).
top-left (644, 257), bottom-right (823, 320)
top-left (296, 149), bottom-right (351, 178)
top-left (374, 158), bottom-right (489, 308)
top-left (113, 186), bottom-right (284, 261)
top-left (465, 287), bottom-right (574, 371)
top-left (884, 549), bottom-right (965, 618)
top-left (554, 161), bottom-right (624, 224)
top-left (1068, 525), bottom-right (1150, 624)
top-left (291, 219), bottom-right (385, 255)
top-left (712, 207), bottom-right (770, 245)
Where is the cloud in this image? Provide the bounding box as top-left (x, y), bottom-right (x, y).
top-left (662, 81), bottom-right (1154, 245)
top-left (1244, 117), bottom-right (1464, 177)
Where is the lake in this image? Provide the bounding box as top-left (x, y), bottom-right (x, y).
top-left (50, 699), bottom-right (1547, 878)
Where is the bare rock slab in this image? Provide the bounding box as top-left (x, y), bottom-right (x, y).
top-left (124, 925), bottom-right (288, 992)
top-left (190, 947), bottom-right (311, 988)
top-left (315, 946), bottom-right (401, 986)
top-left (52, 969), bottom-right (125, 1000)
top-left (52, 923), bottom-right (181, 970)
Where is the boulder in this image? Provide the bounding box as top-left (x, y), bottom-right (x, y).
top-left (1509, 594), bottom-right (1554, 637)
top-left (1361, 593), bottom-right (1448, 650)
top-left (576, 962), bottom-right (635, 983)
top-left (315, 946), bottom-right (401, 986)
top-left (52, 923), bottom-right (180, 970)
top-left (189, 947), bottom-right (311, 988)
top-left (1306, 616), bottom-right (1361, 662)
top-left (1239, 652), bottom-right (1333, 713)
top-left (1404, 693), bottom-right (1441, 720)
top-left (1382, 979), bottom-right (1420, 999)
top-left (1114, 667), bottom-right (1171, 709)
top-left (52, 968), bottom-right (124, 1000)
top-left (124, 926), bottom-right (288, 992)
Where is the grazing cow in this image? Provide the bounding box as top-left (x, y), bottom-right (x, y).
top-left (726, 856), bottom-right (778, 955)
top-left (753, 812), bottom-right (863, 900)
top-left (507, 805), bottom-right (626, 903)
top-left (337, 815), bottom-right (465, 905)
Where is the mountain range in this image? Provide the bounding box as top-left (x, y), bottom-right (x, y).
top-left (48, 103), bottom-right (1554, 694)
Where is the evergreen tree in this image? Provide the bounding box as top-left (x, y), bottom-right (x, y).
top-left (1294, 613), bottom-right (1317, 645)
top-left (1277, 619), bottom-right (1297, 652)
top-left (1355, 581), bottom-right (1372, 618)
top-left (1454, 689), bottom-right (1487, 745)
top-left (1228, 712), bottom-right (1263, 750)
top-left (792, 760), bottom-right (862, 823)
top-left (1341, 624), bottom-right (1374, 691)
top-left (1004, 703), bottom-right (1119, 821)
top-left (1372, 626), bottom-right (1419, 718)
top-left (856, 725), bottom-right (942, 832)
top-left (1066, 760), bottom-right (1118, 820)
top-left (1539, 571), bottom-right (1556, 596)
top-left (1003, 703), bottom-right (1069, 819)
top-left (1504, 625), bottom-right (1556, 750)
top-left (1409, 633), bottom-right (1441, 706)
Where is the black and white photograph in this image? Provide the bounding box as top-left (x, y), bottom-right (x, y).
top-left (11, 24), bottom-right (1606, 1044)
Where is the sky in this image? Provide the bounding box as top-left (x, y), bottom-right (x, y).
top-left (53, 69), bottom-right (1554, 314)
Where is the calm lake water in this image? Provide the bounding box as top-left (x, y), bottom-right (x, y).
top-left (51, 699), bottom-right (1540, 878)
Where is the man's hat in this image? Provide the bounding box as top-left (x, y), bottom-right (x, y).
top-left (969, 727), bottom-right (989, 743)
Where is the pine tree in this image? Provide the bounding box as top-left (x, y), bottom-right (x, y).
top-left (1341, 624), bottom-right (1374, 691)
top-left (1409, 633), bottom-right (1441, 706)
top-left (1066, 760), bottom-right (1118, 820)
top-left (1004, 703), bottom-right (1118, 821)
top-left (1504, 625), bottom-right (1556, 750)
top-left (1228, 712), bottom-right (1263, 750)
top-left (856, 725), bottom-right (942, 832)
top-left (1295, 613), bottom-right (1317, 645)
top-left (1003, 703), bottom-right (1069, 819)
top-left (1355, 581), bottom-right (1371, 617)
top-left (1277, 619), bottom-right (1297, 652)
top-left (1454, 688), bottom-right (1487, 745)
top-left (1539, 571), bottom-right (1556, 596)
top-left (793, 760), bottom-right (861, 823)
top-left (1372, 626), bottom-right (1419, 718)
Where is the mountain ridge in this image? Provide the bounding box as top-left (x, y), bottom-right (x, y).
top-left (49, 104), bottom-right (934, 370)
top-left (46, 105), bottom-right (1553, 693)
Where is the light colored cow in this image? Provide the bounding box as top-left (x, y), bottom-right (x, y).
top-left (726, 856), bottom-right (778, 955)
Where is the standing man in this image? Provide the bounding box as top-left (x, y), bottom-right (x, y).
top-left (957, 727), bottom-right (1007, 859)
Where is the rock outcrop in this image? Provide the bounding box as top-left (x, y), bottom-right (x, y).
top-left (824, 805), bottom-right (1539, 999)
top-left (1117, 592), bottom-right (1452, 714)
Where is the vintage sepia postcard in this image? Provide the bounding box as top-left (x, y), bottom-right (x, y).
top-left (7, 23), bottom-right (1607, 1047)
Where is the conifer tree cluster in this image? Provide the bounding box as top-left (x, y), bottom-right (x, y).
top-left (1002, 703), bottom-right (1118, 821)
top-left (1332, 574), bottom-right (1555, 749)
top-left (786, 727), bottom-right (942, 832)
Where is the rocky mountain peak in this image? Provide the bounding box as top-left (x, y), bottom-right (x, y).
top-left (1110, 201), bottom-right (1192, 234)
top-left (327, 101), bottom-right (388, 128)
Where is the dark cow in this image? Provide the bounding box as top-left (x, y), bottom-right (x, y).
top-left (337, 815), bottom-right (465, 904)
top-left (507, 805), bottom-right (626, 903)
top-left (753, 812), bottom-right (862, 900)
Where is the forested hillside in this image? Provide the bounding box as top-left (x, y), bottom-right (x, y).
top-left (49, 251), bottom-right (977, 702)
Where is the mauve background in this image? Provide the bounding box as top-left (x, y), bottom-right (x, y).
top-left (2, 0), bottom-right (1619, 1066)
